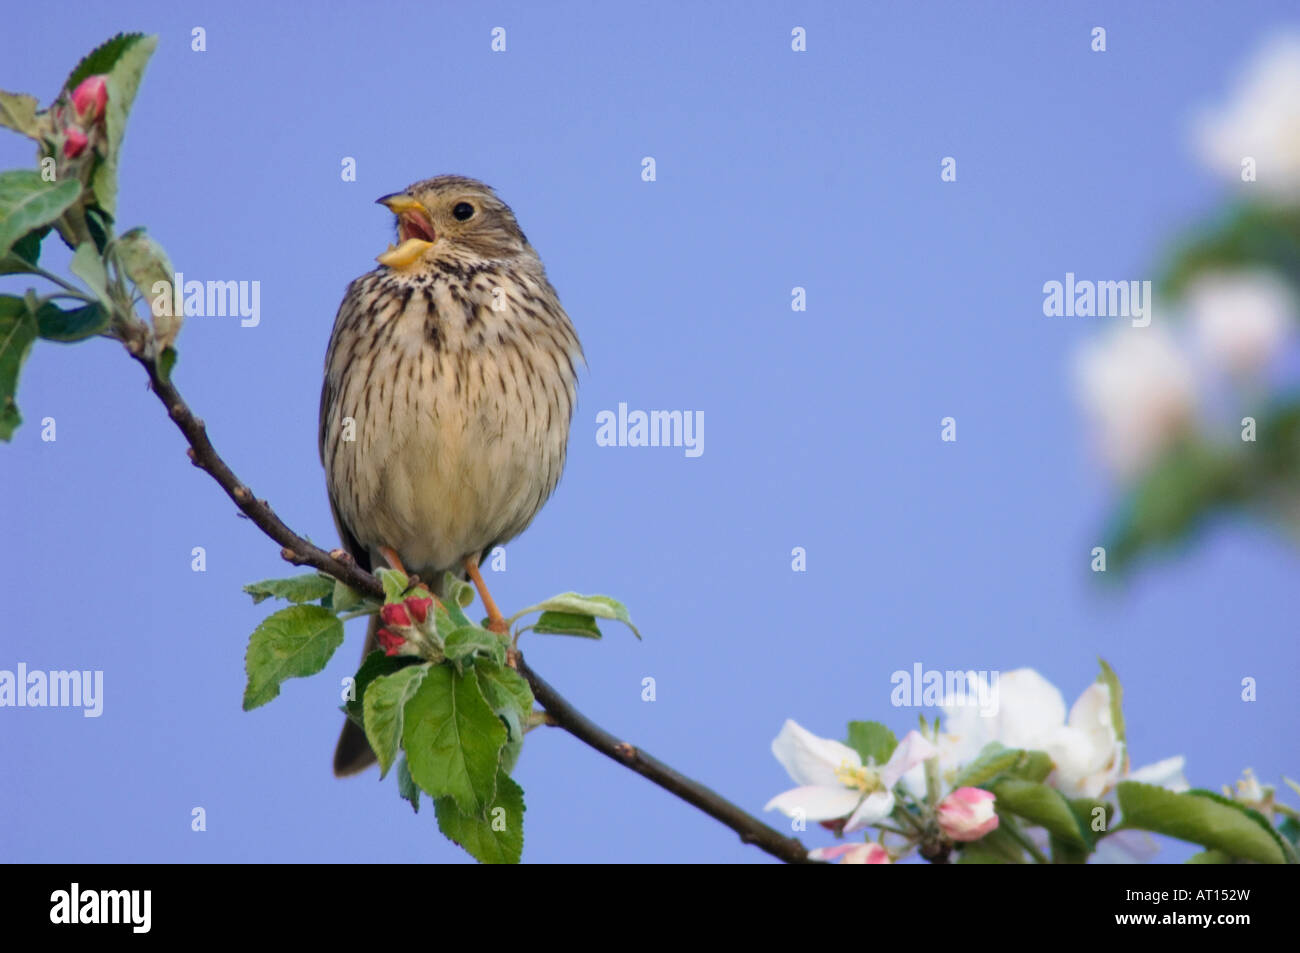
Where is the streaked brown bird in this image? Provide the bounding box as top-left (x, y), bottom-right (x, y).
top-left (319, 175), bottom-right (582, 775)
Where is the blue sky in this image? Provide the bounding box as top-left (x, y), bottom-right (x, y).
top-left (2, 1), bottom-right (1296, 863)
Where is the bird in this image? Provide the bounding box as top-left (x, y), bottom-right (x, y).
top-left (319, 175), bottom-right (583, 776)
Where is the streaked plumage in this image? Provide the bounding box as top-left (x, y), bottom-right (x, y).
top-left (319, 175), bottom-right (582, 775)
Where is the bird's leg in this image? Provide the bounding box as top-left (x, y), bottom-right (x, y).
top-left (378, 546), bottom-right (407, 575)
top-left (464, 556), bottom-right (509, 636)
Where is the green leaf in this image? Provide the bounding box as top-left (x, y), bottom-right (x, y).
top-left (377, 567), bottom-right (410, 602)
top-left (34, 301), bottom-right (109, 342)
top-left (69, 242), bottom-right (111, 307)
top-left (529, 610), bottom-right (602, 639)
top-left (403, 664), bottom-right (507, 816)
top-left (845, 721), bottom-right (897, 767)
top-left (435, 770), bottom-right (524, 864)
top-left (0, 226), bottom-right (49, 274)
top-left (1095, 658), bottom-right (1126, 747)
top-left (88, 34), bottom-right (158, 216)
top-left (951, 743), bottom-right (1052, 788)
top-left (65, 33), bottom-right (151, 92)
top-left (0, 171), bottom-right (81, 259)
top-left (991, 779), bottom-right (1093, 850)
top-left (956, 825), bottom-right (1027, 864)
top-left (442, 571), bottom-right (475, 608)
top-left (362, 663), bottom-right (430, 778)
top-left (115, 227), bottom-right (180, 349)
top-left (242, 605), bottom-right (344, 710)
top-left (476, 658), bottom-right (535, 774)
top-left (1116, 782), bottom-right (1289, 864)
top-left (1187, 848), bottom-right (1238, 864)
top-left (0, 90), bottom-right (40, 139)
top-left (396, 757), bottom-right (420, 813)
top-left (443, 626), bottom-right (506, 667)
top-left (508, 592), bottom-right (640, 638)
top-left (242, 572), bottom-right (336, 606)
top-left (0, 295), bottom-right (38, 441)
top-left (157, 345), bottom-right (177, 382)
top-left (331, 578), bottom-right (365, 614)
top-left (344, 649), bottom-right (421, 728)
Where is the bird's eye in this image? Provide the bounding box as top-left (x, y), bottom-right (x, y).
top-left (452, 202), bottom-right (475, 221)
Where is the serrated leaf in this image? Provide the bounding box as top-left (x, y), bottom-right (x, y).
top-left (845, 721), bottom-right (897, 767)
top-left (991, 779), bottom-right (1093, 849)
top-left (508, 591), bottom-right (640, 638)
top-left (476, 658), bottom-right (535, 774)
top-left (443, 626), bottom-right (506, 666)
top-left (530, 610), bottom-right (602, 639)
top-left (0, 171), bottom-right (81, 259)
top-left (1116, 782), bottom-right (1288, 864)
top-left (69, 242), bottom-right (111, 307)
top-left (0, 91), bottom-right (40, 139)
top-left (435, 770), bottom-right (524, 864)
top-left (403, 664), bottom-right (506, 816)
top-left (362, 663), bottom-right (429, 778)
top-left (34, 300), bottom-right (109, 342)
top-left (242, 572), bottom-right (335, 606)
top-left (0, 295), bottom-right (38, 441)
top-left (397, 757), bottom-right (420, 813)
top-left (242, 605), bottom-right (344, 710)
top-left (65, 33), bottom-right (150, 92)
top-left (88, 34), bottom-right (157, 216)
top-left (344, 649), bottom-right (422, 728)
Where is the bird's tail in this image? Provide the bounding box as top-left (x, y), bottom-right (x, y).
top-left (333, 614), bottom-right (380, 776)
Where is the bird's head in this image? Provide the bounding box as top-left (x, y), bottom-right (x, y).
top-left (375, 175), bottom-right (531, 271)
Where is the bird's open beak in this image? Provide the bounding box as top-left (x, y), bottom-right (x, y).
top-left (376, 193), bottom-right (436, 268)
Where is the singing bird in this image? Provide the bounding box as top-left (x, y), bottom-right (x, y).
top-left (319, 175), bottom-right (583, 775)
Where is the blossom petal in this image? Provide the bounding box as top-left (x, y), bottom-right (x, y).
top-left (764, 785), bottom-right (863, 822)
top-left (881, 729), bottom-right (938, 788)
top-left (1129, 755), bottom-right (1189, 792)
top-left (843, 791), bottom-right (894, 832)
top-left (771, 719), bottom-right (861, 788)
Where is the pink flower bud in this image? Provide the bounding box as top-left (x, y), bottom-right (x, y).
top-left (404, 596), bottom-right (433, 625)
top-left (809, 842), bottom-right (891, 864)
top-left (71, 75), bottom-right (108, 123)
top-left (937, 787), bottom-right (999, 842)
top-left (63, 127), bottom-right (89, 158)
top-left (380, 602), bottom-right (412, 628)
top-left (376, 628), bottom-right (406, 656)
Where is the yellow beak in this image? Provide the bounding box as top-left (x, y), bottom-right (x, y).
top-left (375, 193), bottom-right (435, 268)
top-left (376, 193), bottom-right (426, 215)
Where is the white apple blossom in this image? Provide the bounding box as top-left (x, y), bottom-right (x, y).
top-left (809, 842), bottom-right (891, 864)
top-left (1194, 34), bottom-right (1300, 200)
top-left (908, 669), bottom-right (1187, 800)
top-left (1187, 270), bottom-right (1295, 374)
top-left (765, 719), bottom-right (937, 832)
top-left (1073, 325), bottom-right (1198, 478)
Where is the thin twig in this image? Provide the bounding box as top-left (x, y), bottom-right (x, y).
top-left (130, 350), bottom-right (814, 864)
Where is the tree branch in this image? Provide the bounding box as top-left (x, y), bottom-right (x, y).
top-left (130, 350), bottom-right (813, 864)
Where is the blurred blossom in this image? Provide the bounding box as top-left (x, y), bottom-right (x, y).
top-left (1187, 270), bottom-right (1295, 374)
top-left (1073, 326), bottom-right (1198, 479)
top-left (906, 669), bottom-right (1187, 801)
top-left (1195, 34), bottom-right (1300, 200)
